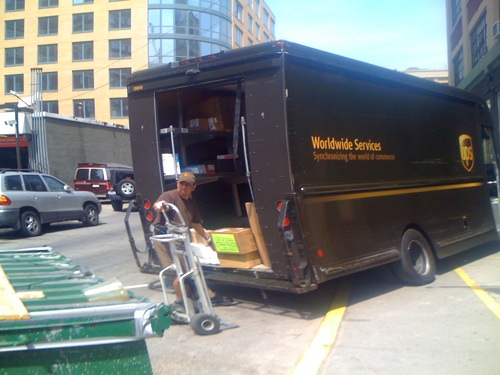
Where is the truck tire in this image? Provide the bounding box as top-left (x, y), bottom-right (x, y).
top-left (111, 200), bottom-right (123, 212)
top-left (190, 313), bottom-right (221, 335)
top-left (392, 229), bottom-right (436, 285)
top-left (117, 179), bottom-right (135, 199)
top-left (82, 204), bottom-right (99, 226)
top-left (19, 211), bottom-right (42, 237)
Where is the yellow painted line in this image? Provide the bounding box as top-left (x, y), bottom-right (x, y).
top-left (291, 278), bottom-right (351, 375)
top-left (455, 267), bottom-right (500, 320)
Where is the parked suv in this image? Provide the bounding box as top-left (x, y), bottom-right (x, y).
top-left (73, 163), bottom-right (135, 211)
top-left (0, 169), bottom-right (101, 237)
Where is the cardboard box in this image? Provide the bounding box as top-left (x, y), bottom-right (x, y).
top-left (245, 202), bottom-right (271, 267)
top-left (200, 97), bottom-right (233, 132)
top-left (184, 165), bottom-right (206, 174)
top-left (186, 118), bottom-right (209, 131)
top-left (205, 164), bottom-right (216, 174)
top-left (218, 251), bottom-right (261, 269)
top-left (190, 229), bottom-right (211, 246)
top-left (211, 228), bottom-right (257, 254)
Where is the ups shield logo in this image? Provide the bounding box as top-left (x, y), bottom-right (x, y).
top-left (459, 134), bottom-right (474, 172)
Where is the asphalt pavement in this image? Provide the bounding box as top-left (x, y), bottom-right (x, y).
top-left (1, 203), bottom-right (499, 375)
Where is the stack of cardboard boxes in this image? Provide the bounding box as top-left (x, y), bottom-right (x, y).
top-left (211, 228), bottom-right (262, 268)
top-left (190, 227), bottom-right (262, 268)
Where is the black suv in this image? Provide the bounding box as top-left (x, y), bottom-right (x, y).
top-left (74, 163), bottom-right (135, 211)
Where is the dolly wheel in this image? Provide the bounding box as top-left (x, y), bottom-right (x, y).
top-left (190, 313), bottom-right (221, 335)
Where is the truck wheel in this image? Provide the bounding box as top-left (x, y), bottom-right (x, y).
top-left (20, 211), bottom-right (42, 237)
top-left (392, 229), bottom-right (436, 285)
top-left (111, 200), bottom-right (123, 212)
top-left (117, 179), bottom-right (135, 198)
top-left (190, 313), bottom-right (221, 335)
top-left (82, 204), bottom-right (99, 226)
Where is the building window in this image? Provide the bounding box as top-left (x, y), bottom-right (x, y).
top-left (41, 72), bottom-right (58, 92)
top-left (109, 68), bottom-right (131, 88)
top-left (73, 13), bottom-right (94, 33)
top-left (247, 14), bottom-right (253, 32)
top-left (6, 0), bottom-right (25, 11)
top-left (109, 39), bottom-right (131, 59)
top-left (42, 101), bottom-right (59, 114)
top-left (453, 48), bottom-right (464, 85)
top-left (470, 13), bottom-right (487, 68)
top-left (38, 44), bottom-right (57, 64)
top-left (148, 9), bottom-right (174, 34)
top-left (451, 0), bottom-right (462, 26)
top-left (38, 16), bottom-right (58, 36)
top-left (263, 32), bottom-right (269, 42)
top-left (5, 74), bottom-right (24, 94)
top-left (254, 0), bottom-right (260, 17)
top-left (263, 8), bottom-right (269, 28)
top-left (73, 0), bottom-right (93, 4)
top-left (270, 18), bottom-right (275, 36)
top-left (255, 23), bottom-right (260, 40)
top-left (72, 41), bottom-right (93, 61)
top-left (5, 47), bottom-right (24, 66)
top-left (39, 0), bottom-right (59, 8)
top-left (110, 98), bottom-right (128, 118)
top-left (72, 70), bottom-right (94, 90)
top-left (73, 99), bottom-right (95, 119)
top-left (235, 1), bottom-right (243, 21)
top-left (109, 9), bottom-right (131, 30)
top-left (234, 26), bottom-right (243, 46)
top-left (5, 19), bottom-right (24, 39)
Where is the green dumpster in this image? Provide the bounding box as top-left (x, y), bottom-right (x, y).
top-left (0, 247), bottom-right (170, 374)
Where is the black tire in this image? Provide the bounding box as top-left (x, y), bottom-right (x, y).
top-left (190, 313), bottom-right (221, 336)
top-left (82, 204), bottom-right (99, 226)
top-left (19, 211), bottom-right (42, 237)
top-left (392, 229), bottom-right (436, 285)
top-left (111, 200), bottom-right (123, 212)
top-left (117, 179), bottom-right (135, 199)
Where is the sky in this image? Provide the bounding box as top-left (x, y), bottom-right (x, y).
top-left (269, 0), bottom-right (448, 71)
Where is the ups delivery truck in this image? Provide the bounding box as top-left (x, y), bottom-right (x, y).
top-left (127, 41), bottom-right (499, 293)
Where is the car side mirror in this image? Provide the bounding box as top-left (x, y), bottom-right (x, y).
top-left (64, 185), bottom-right (73, 192)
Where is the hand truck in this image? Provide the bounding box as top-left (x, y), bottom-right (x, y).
top-left (149, 203), bottom-right (236, 335)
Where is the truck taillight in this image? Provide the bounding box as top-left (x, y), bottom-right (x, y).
top-left (277, 200), bottom-right (291, 229)
top-left (0, 195), bottom-right (12, 206)
top-left (106, 182), bottom-right (113, 190)
top-left (142, 199), bottom-right (154, 221)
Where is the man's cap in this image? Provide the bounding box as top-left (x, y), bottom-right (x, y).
top-left (177, 171), bottom-right (196, 185)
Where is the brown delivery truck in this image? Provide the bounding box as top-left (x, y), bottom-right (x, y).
top-left (126, 41), bottom-right (499, 293)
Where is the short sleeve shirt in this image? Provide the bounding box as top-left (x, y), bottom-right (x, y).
top-left (153, 189), bottom-right (202, 228)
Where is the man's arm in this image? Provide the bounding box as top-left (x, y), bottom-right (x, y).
top-left (192, 223), bottom-right (215, 250)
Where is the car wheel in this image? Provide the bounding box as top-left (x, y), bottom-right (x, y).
top-left (117, 179), bottom-right (135, 199)
top-left (391, 229), bottom-right (436, 285)
top-left (82, 204), bottom-right (99, 226)
top-left (20, 211), bottom-right (42, 237)
top-left (111, 200), bottom-right (123, 212)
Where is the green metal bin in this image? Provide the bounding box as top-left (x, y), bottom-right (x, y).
top-left (0, 247), bottom-right (170, 374)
